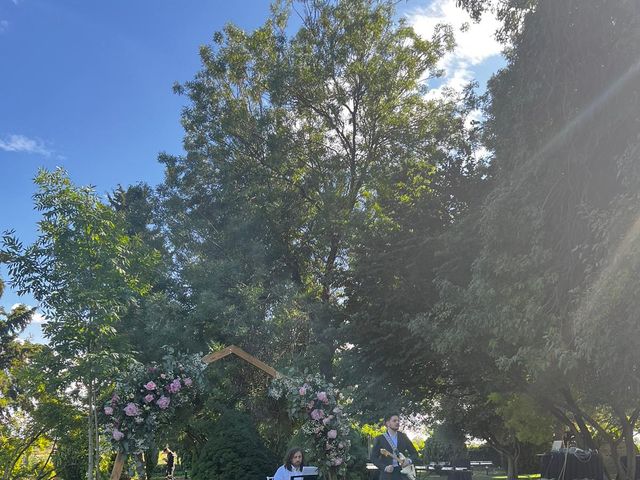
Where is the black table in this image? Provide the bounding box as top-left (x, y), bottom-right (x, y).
top-left (447, 470), bottom-right (472, 480)
top-left (540, 450), bottom-right (603, 480)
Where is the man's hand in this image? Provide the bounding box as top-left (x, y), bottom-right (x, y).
top-left (385, 465), bottom-right (394, 473)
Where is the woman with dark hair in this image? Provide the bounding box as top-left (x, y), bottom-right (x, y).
top-left (273, 447), bottom-right (304, 480)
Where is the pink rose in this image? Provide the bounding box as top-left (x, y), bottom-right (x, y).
top-left (327, 429), bottom-right (338, 439)
top-left (104, 406), bottom-right (113, 416)
top-left (299, 386), bottom-right (307, 395)
top-left (323, 417), bottom-right (331, 425)
top-left (144, 381), bottom-right (157, 390)
top-left (110, 394), bottom-right (120, 405)
top-left (333, 458), bottom-right (343, 466)
top-left (184, 377), bottom-right (193, 387)
top-left (144, 394), bottom-right (154, 403)
top-left (157, 395), bottom-right (170, 409)
top-left (168, 379), bottom-right (181, 393)
top-left (123, 403), bottom-right (140, 416)
top-left (310, 409), bottom-right (325, 420)
top-left (317, 391), bottom-right (328, 403)
top-left (112, 429), bottom-right (124, 441)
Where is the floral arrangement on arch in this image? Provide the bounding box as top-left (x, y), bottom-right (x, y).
top-left (102, 352), bottom-right (205, 455)
top-left (269, 373), bottom-right (351, 479)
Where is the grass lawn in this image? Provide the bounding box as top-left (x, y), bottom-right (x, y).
top-left (460, 471), bottom-right (541, 480)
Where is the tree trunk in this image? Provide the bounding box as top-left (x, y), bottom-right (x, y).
top-left (506, 454), bottom-right (518, 480)
top-left (94, 386), bottom-right (101, 479)
top-left (622, 416), bottom-right (637, 480)
top-left (87, 379), bottom-right (95, 480)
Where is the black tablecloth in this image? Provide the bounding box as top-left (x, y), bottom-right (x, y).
top-left (540, 451), bottom-right (603, 480)
top-left (447, 470), bottom-right (472, 480)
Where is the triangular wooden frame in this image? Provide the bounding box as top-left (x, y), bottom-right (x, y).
top-left (201, 344), bottom-right (281, 378)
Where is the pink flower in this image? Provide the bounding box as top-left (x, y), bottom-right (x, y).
top-left (110, 394), bottom-right (120, 405)
top-left (157, 395), bottom-right (170, 409)
top-left (323, 417), bottom-right (331, 425)
top-left (310, 409), bottom-right (325, 420)
top-left (299, 386), bottom-right (307, 395)
top-left (144, 381), bottom-right (157, 391)
top-left (333, 458), bottom-right (343, 466)
top-left (317, 391), bottom-right (328, 403)
top-left (124, 403), bottom-right (140, 416)
top-left (327, 429), bottom-right (338, 439)
top-left (112, 429), bottom-right (124, 441)
top-left (144, 394), bottom-right (155, 403)
top-left (104, 406), bottom-right (114, 416)
top-left (184, 377), bottom-right (193, 387)
top-left (160, 373), bottom-right (166, 379)
top-left (168, 379), bottom-right (181, 393)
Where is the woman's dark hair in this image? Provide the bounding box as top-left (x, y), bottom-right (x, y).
top-left (284, 447), bottom-right (304, 471)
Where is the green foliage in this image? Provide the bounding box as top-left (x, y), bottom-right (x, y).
top-left (0, 342), bottom-right (72, 480)
top-left (157, 0), bottom-right (468, 380)
top-left (0, 278), bottom-right (34, 370)
top-left (190, 410), bottom-right (277, 480)
top-left (53, 429), bottom-right (88, 480)
top-left (423, 421), bottom-right (467, 464)
top-left (1, 168), bottom-right (161, 479)
top-left (431, 1), bottom-right (640, 477)
top-left (488, 393), bottom-right (552, 445)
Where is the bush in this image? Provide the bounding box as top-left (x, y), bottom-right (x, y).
top-left (190, 410), bottom-right (277, 480)
top-left (52, 432), bottom-right (87, 480)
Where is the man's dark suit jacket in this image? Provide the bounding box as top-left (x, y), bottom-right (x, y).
top-left (370, 431), bottom-right (419, 474)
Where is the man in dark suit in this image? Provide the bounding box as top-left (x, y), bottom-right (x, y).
top-left (370, 413), bottom-right (418, 479)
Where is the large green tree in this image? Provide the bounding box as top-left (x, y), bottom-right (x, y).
top-left (158, 0), bottom-right (485, 385)
top-left (441, 1), bottom-right (640, 478)
top-left (2, 169), bottom-right (159, 480)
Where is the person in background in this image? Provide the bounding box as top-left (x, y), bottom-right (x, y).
top-left (162, 447), bottom-right (175, 480)
top-left (273, 447), bottom-right (305, 480)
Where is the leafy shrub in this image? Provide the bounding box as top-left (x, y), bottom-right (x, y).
top-left (190, 410), bottom-right (277, 480)
top-left (52, 432), bottom-right (87, 480)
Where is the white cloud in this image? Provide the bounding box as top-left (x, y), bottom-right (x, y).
top-left (407, 0), bottom-right (503, 95)
top-left (0, 134), bottom-right (53, 157)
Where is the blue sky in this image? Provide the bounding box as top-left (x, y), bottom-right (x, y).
top-left (0, 0), bottom-right (504, 342)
